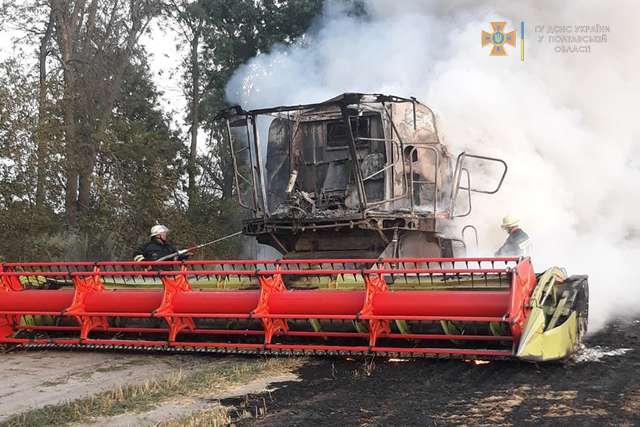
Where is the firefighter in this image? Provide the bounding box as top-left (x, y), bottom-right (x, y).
top-left (133, 224), bottom-right (189, 262)
top-left (495, 215), bottom-right (531, 256)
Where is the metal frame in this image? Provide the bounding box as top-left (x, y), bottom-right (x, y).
top-left (0, 257), bottom-right (539, 358)
top-left (450, 153), bottom-right (508, 217)
top-left (462, 225), bottom-right (480, 250)
top-left (221, 94), bottom-right (510, 257)
top-left (341, 107), bottom-right (367, 211)
top-left (223, 97), bottom-right (508, 222)
top-left (407, 145), bottom-right (440, 219)
top-left (225, 119), bottom-right (254, 211)
top-left (222, 94), bottom-right (434, 218)
top-left (452, 168), bottom-right (472, 218)
top-left (361, 137), bottom-right (410, 210)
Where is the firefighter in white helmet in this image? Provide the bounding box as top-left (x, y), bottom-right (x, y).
top-left (133, 224), bottom-right (189, 263)
top-left (495, 215), bottom-right (531, 256)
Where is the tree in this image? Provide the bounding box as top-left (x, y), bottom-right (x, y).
top-left (164, 0), bottom-right (206, 211)
top-left (35, 10), bottom-right (54, 207)
top-left (86, 58), bottom-right (186, 259)
top-left (1, 1), bottom-right (59, 208)
top-left (49, 0), bottom-right (161, 226)
top-left (0, 58), bottom-right (61, 260)
top-left (0, 60), bottom-right (38, 208)
top-left (0, 0), bottom-right (325, 261)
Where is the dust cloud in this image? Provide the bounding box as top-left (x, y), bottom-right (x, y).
top-left (226, 0), bottom-right (640, 331)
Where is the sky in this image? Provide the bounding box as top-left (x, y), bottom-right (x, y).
top-left (140, 21), bottom-right (188, 128)
top-left (0, 26), bottom-right (13, 61)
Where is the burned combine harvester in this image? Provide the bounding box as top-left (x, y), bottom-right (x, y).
top-left (224, 93), bottom-right (507, 259)
top-left (0, 94), bottom-right (588, 361)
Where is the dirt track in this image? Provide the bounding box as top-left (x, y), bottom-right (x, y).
top-left (0, 352), bottom-right (219, 423)
top-left (228, 317), bottom-right (640, 426)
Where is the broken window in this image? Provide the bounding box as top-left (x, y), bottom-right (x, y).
top-left (326, 117), bottom-right (371, 148)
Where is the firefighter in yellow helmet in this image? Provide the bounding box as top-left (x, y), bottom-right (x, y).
top-left (495, 215), bottom-right (531, 256)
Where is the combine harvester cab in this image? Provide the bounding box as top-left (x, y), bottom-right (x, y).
top-left (0, 258), bottom-right (588, 361)
top-left (219, 92), bottom-right (508, 259)
top-left (0, 93), bottom-right (588, 361)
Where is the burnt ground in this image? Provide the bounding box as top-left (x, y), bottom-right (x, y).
top-left (226, 317), bottom-right (640, 426)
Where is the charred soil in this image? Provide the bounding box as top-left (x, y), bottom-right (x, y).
top-left (226, 317), bottom-right (640, 426)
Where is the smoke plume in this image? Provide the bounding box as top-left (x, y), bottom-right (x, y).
top-left (226, 0), bottom-right (640, 331)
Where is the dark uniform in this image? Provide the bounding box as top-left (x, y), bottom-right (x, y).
top-left (134, 238), bottom-right (188, 266)
top-left (495, 228), bottom-right (531, 256)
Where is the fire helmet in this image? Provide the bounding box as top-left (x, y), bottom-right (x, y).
top-left (501, 215), bottom-right (519, 229)
top-left (150, 224), bottom-right (169, 238)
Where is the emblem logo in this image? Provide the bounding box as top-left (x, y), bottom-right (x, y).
top-left (482, 21), bottom-right (516, 56)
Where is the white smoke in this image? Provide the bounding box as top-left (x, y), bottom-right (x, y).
top-left (226, 0), bottom-right (640, 331)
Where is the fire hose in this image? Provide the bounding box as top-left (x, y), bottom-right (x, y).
top-left (156, 231), bottom-right (243, 261)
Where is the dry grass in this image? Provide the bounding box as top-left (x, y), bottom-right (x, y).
top-left (0, 357), bottom-right (303, 427)
top-left (160, 391), bottom-right (275, 427)
top-left (158, 406), bottom-right (236, 427)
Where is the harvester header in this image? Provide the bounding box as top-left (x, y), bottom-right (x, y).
top-left (0, 257), bottom-right (587, 361)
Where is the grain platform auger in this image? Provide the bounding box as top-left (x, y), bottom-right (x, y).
top-left (0, 93), bottom-right (589, 361)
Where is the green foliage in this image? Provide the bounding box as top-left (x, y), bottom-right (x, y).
top-left (0, 60), bottom-right (57, 261)
top-left (0, 59), bottom-right (38, 206)
top-left (199, 0), bottom-right (323, 119)
top-left (0, 0), bottom-right (324, 262)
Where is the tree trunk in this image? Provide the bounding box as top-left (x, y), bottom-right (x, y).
top-left (35, 11), bottom-right (54, 208)
top-left (52, 0), bottom-right (79, 226)
top-left (65, 170), bottom-right (78, 225)
top-left (62, 69), bottom-right (79, 225)
top-left (78, 169), bottom-right (92, 212)
top-left (187, 27), bottom-right (201, 209)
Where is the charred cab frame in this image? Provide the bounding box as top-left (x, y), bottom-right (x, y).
top-left (218, 93), bottom-right (507, 259)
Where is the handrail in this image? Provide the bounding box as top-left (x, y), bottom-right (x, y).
top-left (3, 257), bottom-right (519, 269)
